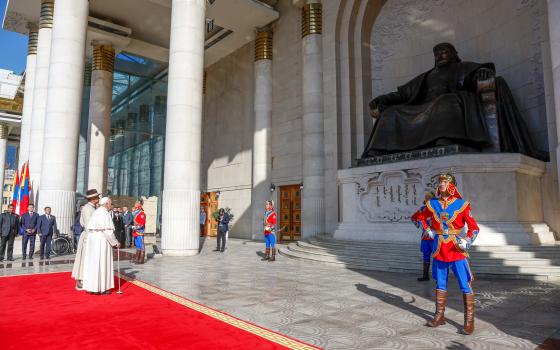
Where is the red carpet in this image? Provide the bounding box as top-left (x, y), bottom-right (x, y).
top-left (0, 272), bottom-right (321, 350)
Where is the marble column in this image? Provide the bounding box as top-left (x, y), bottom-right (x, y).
top-left (150, 95), bottom-right (166, 196)
top-left (251, 28), bottom-right (273, 240)
top-left (301, 1), bottom-right (325, 238)
top-left (87, 44), bottom-right (115, 193)
top-left (161, 0), bottom-right (206, 256)
top-left (0, 124), bottom-right (8, 196)
top-left (548, 0), bottom-right (560, 191)
top-left (28, 0), bottom-right (54, 196)
top-left (76, 61), bottom-right (91, 194)
top-left (38, 0), bottom-right (88, 234)
top-left (19, 27), bottom-right (38, 168)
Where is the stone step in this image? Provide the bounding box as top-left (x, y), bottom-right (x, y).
top-left (280, 237), bottom-right (560, 281)
top-left (291, 243), bottom-right (560, 267)
top-left (309, 237), bottom-right (560, 253)
top-left (280, 248), bottom-right (560, 281)
top-left (298, 241), bottom-right (560, 261)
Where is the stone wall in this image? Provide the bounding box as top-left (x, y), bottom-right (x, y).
top-left (370, 0), bottom-right (550, 154)
top-left (203, 42), bottom-right (255, 239)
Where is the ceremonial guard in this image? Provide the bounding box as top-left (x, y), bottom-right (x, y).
top-left (132, 201), bottom-right (146, 264)
top-left (72, 189), bottom-right (100, 290)
top-left (261, 200), bottom-right (277, 262)
top-left (411, 191), bottom-right (435, 281)
top-left (417, 173), bottom-right (480, 335)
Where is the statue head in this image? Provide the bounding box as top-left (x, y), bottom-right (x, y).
top-left (433, 43), bottom-right (461, 67)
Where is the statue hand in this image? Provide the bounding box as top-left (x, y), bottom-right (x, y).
top-left (476, 68), bottom-right (495, 81)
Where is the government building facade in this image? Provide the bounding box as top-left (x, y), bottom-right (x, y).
top-left (3, 0), bottom-right (560, 256)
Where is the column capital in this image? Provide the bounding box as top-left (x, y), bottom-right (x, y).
top-left (255, 28), bottom-right (273, 61)
top-left (92, 45), bottom-right (115, 73)
top-left (39, 0), bottom-right (55, 29)
top-left (0, 123), bottom-right (8, 140)
top-left (27, 30), bottom-right (39, 55)
top-left (302, 2), bottom-right (322, 37)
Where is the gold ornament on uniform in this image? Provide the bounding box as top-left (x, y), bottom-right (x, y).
top-left (92, 45), bottom-right (115, 73)
top-left (39, 0), bottom-right (55, 29)
top-left (27, 30), bottom-right (38, 55)
top-left (302, 2), bottom-right (322, 37)
top-left (254, 30), bottom-right (273, 61)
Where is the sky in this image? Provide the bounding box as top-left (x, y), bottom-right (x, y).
top-left (0, 0), bottom-right (28, 74)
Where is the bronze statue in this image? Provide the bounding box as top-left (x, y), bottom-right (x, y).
top-left (362, 43), bottom-right (547, 160)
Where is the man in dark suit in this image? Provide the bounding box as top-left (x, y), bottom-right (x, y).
top-left (20, 204), bottom-right (39, 259)
top-left (0, 204), bottom-right (20, 262)
top-left (37, 206), bottom-right (58, 260)
top-left (122, 206), bottom-right (133, 248)
top-left (111, 207), bottom-right (125, 246)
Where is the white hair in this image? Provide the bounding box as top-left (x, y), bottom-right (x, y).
top-left (99, 197), bottom-right (110, 206)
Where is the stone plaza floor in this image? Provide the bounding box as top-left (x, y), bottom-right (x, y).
top-left (1, 237), bottom-right (559, 350)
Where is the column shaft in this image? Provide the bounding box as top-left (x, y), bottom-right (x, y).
top-left (76, 61), bottom-right (91, 194)
top-left (0, 125), bottom-right (8, 203)
top-left (19, 29), bottom-right (38, 167)
top-left (38, 0), bottom-right (89, 235)
top-left (87, 45), bottom-right (115, 193)
top-left (161, 0), bottom-right (206, 256)
top-left (29, 0), bottom-right (54, 194)
top-left (548, 0), bottom-right (560, 191)
top-left (251, 30), bottom-right (273, 239)
top-left (301, 1), bottom-right (325, 238)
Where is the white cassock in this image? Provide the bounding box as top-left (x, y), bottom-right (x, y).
top-left (71, 202), bottom-right (96, 281)
top-left (82, 206), bottom-right (119, 293)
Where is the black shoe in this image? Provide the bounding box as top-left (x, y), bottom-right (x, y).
top-left (214, 249), bottom-right (220, 252)
top-left (40, 256), bottom-right (44, 260)
top-left (0, 259), bottom-right (3, 262)
top-left (7, 258), bottom-right (14, 261)
top-left (220, 249), bottom-right (225, 252)
top-left (29, 256), bottom-right (34, 259)
top-left (22, 256), bottom-right (26, 260)
top-left (46, 256), bottom-right (50, 260)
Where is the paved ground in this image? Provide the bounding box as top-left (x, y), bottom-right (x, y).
top-left (1, 237), bottom-right (559, 350)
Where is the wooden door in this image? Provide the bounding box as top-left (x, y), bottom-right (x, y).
top-left (278, 185), bottom-right (301, 241)
top-left (200, 192), bottom-right (218, 237)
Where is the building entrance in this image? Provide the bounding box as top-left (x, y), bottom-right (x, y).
top-left (278, 185), bottom-right (301, 242)
top-left (200, 192), bottom-right (219, 237)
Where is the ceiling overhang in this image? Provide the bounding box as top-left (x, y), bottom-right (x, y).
top-left (3, 0), bottom-right (279, 67)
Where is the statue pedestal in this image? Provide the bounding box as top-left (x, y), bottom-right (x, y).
top-left (336, 153), bottom-right (556, 245)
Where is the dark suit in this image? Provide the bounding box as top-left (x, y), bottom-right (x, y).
top-left (111, 211), bottom-right (125, 246)
top-left (20, 211), bottom-right (39, 259)
top-left (0, 211), bottom-right (20, 261)
top-left (37, 214), bottom-right (57, 259)
top-left (216, 213), bottom-right (230, 252)
top-left (122, 211), bottom-right (133, 247)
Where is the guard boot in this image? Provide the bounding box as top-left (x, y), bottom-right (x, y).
top-left (463, 293), bottom-right (475, 335)
top-left (417, 262), bottom-right (430, 281)
top-left (268, 248), bottom-right (276, 262)
top-left (138, 251), bottom-right (146, 264)
top-left (132, 249), bottom-right (140, 264)
top-left (261, 248), bottom-right (270, 261)
top-left (427, 289), bottom-right (447, 327)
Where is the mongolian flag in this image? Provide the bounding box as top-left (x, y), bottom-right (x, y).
top-left (11, 168), bottom-right (20, 210)
top-left (18, 162), bottom-right (31, 216)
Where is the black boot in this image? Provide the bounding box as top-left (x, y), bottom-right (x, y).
top-left (261, 248), bottom-right (270, 261)
top-left (417, 262), bottom-right (430, 281)
top-left (268, 248), bottom-right (276, 262)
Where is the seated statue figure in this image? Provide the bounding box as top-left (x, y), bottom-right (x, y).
top-left (362, 42), bottom-right (546, 160)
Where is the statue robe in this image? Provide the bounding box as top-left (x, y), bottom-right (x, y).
top-left (82, 207), bottom-right (119, 293)
top-left (363, 61), bottom-right (547, 161)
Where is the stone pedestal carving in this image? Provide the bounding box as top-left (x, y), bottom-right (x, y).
top-left (337, 154), bottom-right (556, 245)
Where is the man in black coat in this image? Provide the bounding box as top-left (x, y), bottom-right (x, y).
top-left (37, 207), bottom-right (58, 260)
top-left (111, 207), bottom-right (125, 247)
top-left (0, 204), bottom-right (20, 262)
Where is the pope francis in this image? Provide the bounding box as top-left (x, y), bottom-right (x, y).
top-left (82, 197), bottom-right (121, 294)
